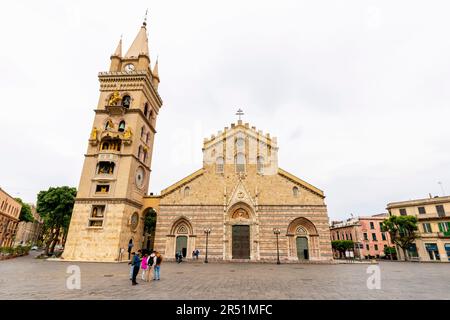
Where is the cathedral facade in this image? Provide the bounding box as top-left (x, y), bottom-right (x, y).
top-left (151, 122), bottom-right (333, 262)
top-left (63, 20), bottom-right (332, 262)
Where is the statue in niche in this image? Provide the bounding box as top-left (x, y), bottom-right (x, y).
top-left (108, 91), bottom-right (121, 105)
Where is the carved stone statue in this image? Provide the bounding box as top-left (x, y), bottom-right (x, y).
top-left (123, 127), bottom-right (132, 139)
top-left (108, 91), bottom-right (121, 106)
top-left (90, 127), bottom-right (98, 140)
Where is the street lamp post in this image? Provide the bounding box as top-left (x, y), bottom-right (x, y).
top-left (273, 228), bottom-right (281, 265)
top-left (204, 228), bottom-right (211, 263)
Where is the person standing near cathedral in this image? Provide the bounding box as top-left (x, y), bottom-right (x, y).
top-left (130, 252), bottom-right (141, 285)
top-left (153, 252), bottom-right (163, 280)
top-left (127, 239), bottom-right (133, 260)
top-left (140, 253), bottom-right (149, 281)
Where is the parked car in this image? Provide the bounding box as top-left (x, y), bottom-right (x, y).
top-left (31, 246), bottom-right (39, 251)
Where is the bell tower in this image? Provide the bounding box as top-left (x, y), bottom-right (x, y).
top-left (63, 20), bottom-right (163, 262)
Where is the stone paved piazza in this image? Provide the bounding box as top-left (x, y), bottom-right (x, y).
top-left (0, 251), bottom-right (449, 299)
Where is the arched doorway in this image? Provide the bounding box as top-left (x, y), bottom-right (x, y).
top-left (225, 202), bottom-right (257, 260)
top-left (296, 236), bottom-right (309, 260)
top-left (142, 208), bottom-right (157, 253)
top-left (176, 235), bottom-right (188, 257)
top-left (287, 217), bottom-right (320, 261)
top-left (166, 217), bottom-right (195, 259)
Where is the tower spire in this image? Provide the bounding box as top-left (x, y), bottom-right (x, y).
top-left (111, 36), bottom-right (122, 57)
top-left (125, 13), bottom-right (150, 59)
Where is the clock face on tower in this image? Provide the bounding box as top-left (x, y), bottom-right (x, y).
top-left (135, 167), bottom-right (145, 189)
top-left (124, 63), bottom-right (135, 72)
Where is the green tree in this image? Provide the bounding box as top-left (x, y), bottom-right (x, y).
top-left (14, 198), bottom-right (34, 223)
top-left (384, 246), bottom-right (397, 260)
top-left (381, 215), bottom-right (418, 261)
top-left (331, 240), bottom-right (354, 259)
top-left (36, 186), bottom-right (77, 256)
top-left (144, 208), bottom-right (157, 234)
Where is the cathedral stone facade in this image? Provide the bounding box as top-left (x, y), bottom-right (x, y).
top-left (63, 20), bottom-right (332, 263)
top-left (151, 121), bottom-right (333, 262)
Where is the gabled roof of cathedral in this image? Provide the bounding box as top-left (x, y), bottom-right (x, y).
top-left (125, 23), bottom-right (150, 58)
top-left (278, 168), bottom-right (324, 197)
top-left (160, 168), bottom-right (204, 196)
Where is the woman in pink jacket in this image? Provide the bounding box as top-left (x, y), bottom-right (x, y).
top-left (140, 253), bottom-right (149, 281)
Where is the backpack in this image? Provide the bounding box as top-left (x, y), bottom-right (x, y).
top-left (156, 255), bottom-right (163, 264)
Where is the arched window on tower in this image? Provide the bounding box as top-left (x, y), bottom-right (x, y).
top-left (293, 186), bottom-right (299, 197)
top-left (140, 126), bottom-right (145, 139)
top-left (144, 103), bottom-right (149, 117)
top-left (105, 119), bottom-right (114, 130)
top-left (149, 109), bottom-right (154, 121)
top-left (257, 156), bottom-right (264, 174)
top-left (101, 138), bottom-right (121, 151)
top-left (146, 132), bottom-right (150, 144)
top-left (122, 95), bottom-right (131, 108)
top-left (216, 157), bottom-right (224, 174)
top-left (235, 152), bottom-right (245, 173)
top-left (138, 146), bottom-right (143, 160)
top-left (143, 150), bottom-right (148, 163)
top-left (97, 161), bottom-right (115, 175)
top-left (118, 120), bottom-right (126, 132)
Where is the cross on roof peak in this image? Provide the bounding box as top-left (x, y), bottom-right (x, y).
top-left (235, 108), bottom-right (244, 121)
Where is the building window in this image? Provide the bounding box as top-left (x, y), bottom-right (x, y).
top-left (366, 244), bottom-right (370, 250)
top-left (363, 233), bottom-right (368, 240)
top-left (235, 153), bottom-right (245, 173)
top-left (144, 103), bottom-right (149, 117)
top-left (146, 132), bottom-right (150, 144)
top-left (184, 186), bottom-right (190, 197)
top-left (138, 146), bottom-right (143, 159)
top-left (370, 222), bottom-right (374, 229)
top-left (140, 126), bottom-right (145, 139)
top-left (425, 243), bottom-right (440, 260)
top-left (374, 244), bottom-right (378, 251)
top-left (445, 244), bottom-right (450, 261)
top-left (97, 161), bottom-right (115, 175)
top-left (336, 233), bottom-right (340, 240)
top-left (436, 205), bottom-right (446, 217)
top-left (236, 137), bottom-right (245, 149)
top-left (89, 205), bottom-right (105, 227)
top-left (95, 185), bottom-right (110, 193)
top-left (105, 119), bottom-right (114, 130)
top-left (399, 208), bottom-right (407, 216)
top-left (216, 157), bottom-right (224, 174)
top-left (381, 232), bottom-right (387, 241)
top-left (349, 233), bottom-right (352, 240)
top-left (423, 223), bottom-right (432, 233)
top-left (372, 233), bottom-right (377, 241)
top-left (379, 222), bottom-right (383, 230)
top-left (257, 156), bottom-right (264, 174)
top-left (438, 222), bottom-right (450, 233)
top-left (293, 186), bottom-right (299, 197)
top-left (122, 95), bottom-right (131, 108)
top-left (418, 206), bottom-right (426, 214)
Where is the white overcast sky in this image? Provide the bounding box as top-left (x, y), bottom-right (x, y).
top-left (1, 0), bottom-right (449, 221)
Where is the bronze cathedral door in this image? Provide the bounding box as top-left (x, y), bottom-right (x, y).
top-left (232, 225), bottom-right (250, 259)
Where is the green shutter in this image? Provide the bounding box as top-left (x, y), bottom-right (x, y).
top-left (438, 223), bottom-right (444, 232)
